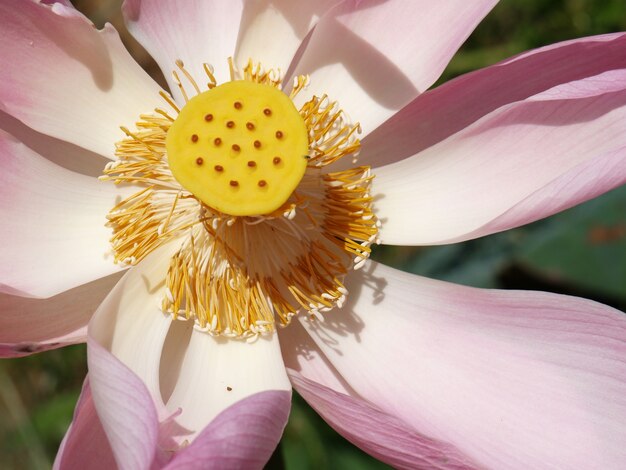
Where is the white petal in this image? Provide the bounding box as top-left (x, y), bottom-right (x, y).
top-left (235, 0), bottom-right (340, 75)
top-left (166, 331), bottom-right (291, 436)
top-left (123, 0), bottom-right (244, 98)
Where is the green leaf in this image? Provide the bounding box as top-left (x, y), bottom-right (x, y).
top-left (516, 186), bottom-right (626, 299)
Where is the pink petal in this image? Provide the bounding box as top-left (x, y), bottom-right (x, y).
top-left (0, 0), bottom-right (161, 158)
top-left (361, 32), bottom-right (626, 167)
top-left (164, 391), bottom-right (291, 470)
top-left (289, 370), bottom-right (479, 470)
top-left (0, 131), bottom-right (125, 297)
top-left (234, 0), bottom-right (340, 77)
top-left (122, 0), bottom-right (244, 99)
top-left (374, 69), bottom-right (626, 245)
top-left (291, 0), bottom-right (498, 135)
top-left (0, 272), bottom-right (121, 358)
top-left (53, 378), bottom-right (118, 470)
top-left (58, 345), bottom-right (181, 469)
top-left (41, 0), bottom-right (74, 6)
top-left (281, 321), bottom-right (478, 468)
top-left (298, 261), bottom-right (626, 469)
top-left (87, 337), bottom-right (161, 470)
top-left (57, 365), bottom-right (290, 469)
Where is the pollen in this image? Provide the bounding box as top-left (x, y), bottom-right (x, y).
top-left (166, 80), bottom-right (309, 216)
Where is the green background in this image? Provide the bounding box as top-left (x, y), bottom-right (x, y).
top-left (1, 0), bottom-right (625, 468)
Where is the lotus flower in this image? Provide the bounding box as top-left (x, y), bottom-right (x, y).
top-left (2, 0), bottom-right (626, 468)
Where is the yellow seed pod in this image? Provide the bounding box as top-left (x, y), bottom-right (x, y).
top-left (166, 80), bottom-right (309, 216)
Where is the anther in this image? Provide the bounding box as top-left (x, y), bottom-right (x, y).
top-left (204, 114), bottom-right (213, 122)
top-left (254, 140), bottom-right (261, 148)
top-left (196, 157), bottom-right (204, 165)
top-left (214, 165), bottom-right (223, 172)
top-left (230, 180), bottom-right (239, 187)
top-left (258, 180), bottom-right (267, 187)
top-left (191, 134), bottom-right (199, 143)
top-left (234, 101), bottom-right (242, 109)
top-left (232, 144), bottom-right (240, 151)
top-left (226, 121), bottom-right (235, 128)
top-left (263, 108), bottom-right (272, 116)
top-left (246, 122), bottom-right (255, 130)
top-left (214, 137), bottom-right (222, 146)
top-left (273, 156), bottom-right (281, 165)
top-left (275, 130), bottom-right (283, 139)
top-left (247, 161), bottom-right (257, 167)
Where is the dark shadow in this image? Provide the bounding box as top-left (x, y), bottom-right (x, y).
top-left (234, 0), bottom-right (412, 110)
top-left (292, 17), bottom-right (418, 110)
top-left (285, 261), bottom-right (388, 363)
top-left (360, 33), bottom-right (626, 166)
top-left (159, 319), bottom-right (193, 403)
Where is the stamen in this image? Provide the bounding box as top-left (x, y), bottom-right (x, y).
top-left (171, 70), bottom-right (189, 103)
top-left (105, 59), bottom-right (378, 339)
top-left (175, 59), bottom-right (201, 95)
top-left (203, 63), bottom-right (217, 89)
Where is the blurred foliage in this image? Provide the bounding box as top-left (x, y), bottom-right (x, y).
top-left (1, 1), bottom-right (625, 469)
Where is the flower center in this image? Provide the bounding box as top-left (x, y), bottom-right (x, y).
top-left (102, 59), bottom-right (379, 339)
top-left (166, 80), bottom-right (309, 216)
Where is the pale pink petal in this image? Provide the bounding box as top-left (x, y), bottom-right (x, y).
top-left (234, 0), bottom-right (340, 76)
top-left (281, 321), bottom-right (478, 468)
top-left (298, 261), bottom-right (626, 469)
top-left (53, 378), bottom-right (117, 470)
top-left (88, 338), bottom-right (161, 470)
top-left (374, 70), bottom-right (626, 245)
top-left (0, 330), bottom-right (86, 358)
top-left (361, 32), bottom-right (626, 167)
top-left (122, 0), bottom-right (244, 98)
top-left (289, 370), bottom-right (479, 470)
top-left (0, 109), bottom-right (107, 177)
top-left (291, 0), bottom-right (498, 135)
top-left (41, 0), bottom-right (73, 6)
top-left (0, 131), bottom-right (125, 297)
top-left (164, 391), bottom-right (291, 470)
top-left (0, 0), bottom-right (161, 158)
top-left (0, 272), bottom-right (121, 358)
